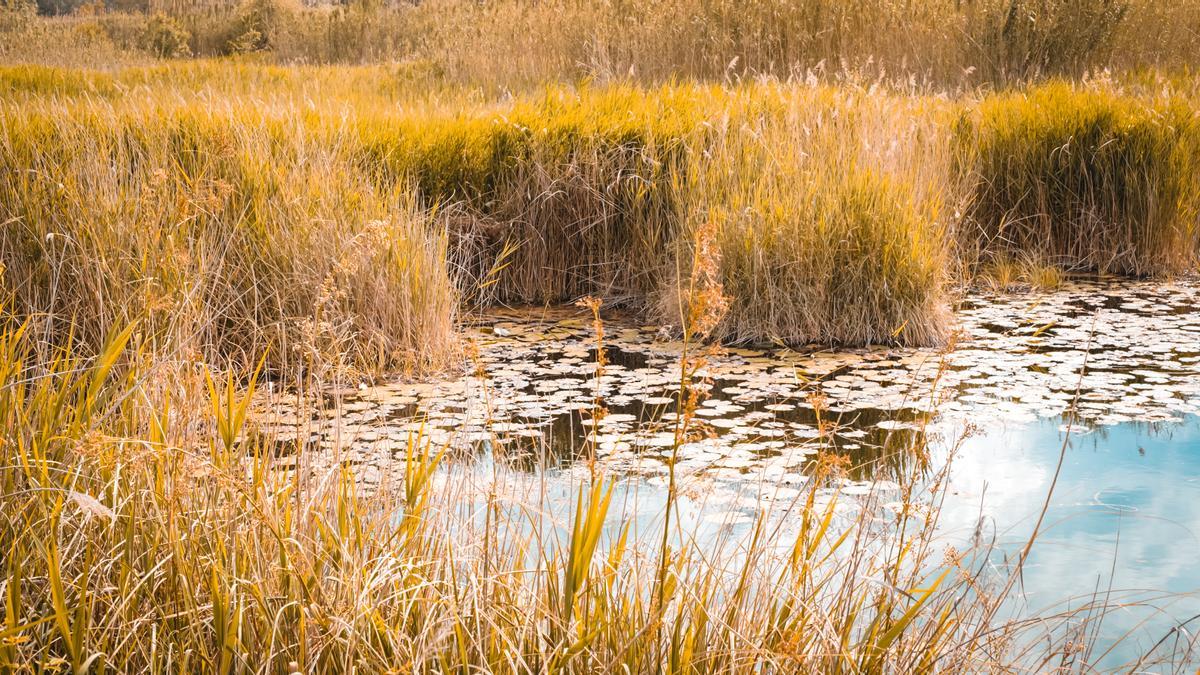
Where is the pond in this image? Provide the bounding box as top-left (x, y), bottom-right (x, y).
top-left (259, 279), bottom-right (1200, 666)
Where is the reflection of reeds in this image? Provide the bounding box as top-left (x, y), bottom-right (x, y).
top-left (0, 317), bottom-right (1186, 671)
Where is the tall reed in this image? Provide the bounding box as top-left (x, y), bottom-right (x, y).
top-left (0, 98), bottom-right (457, 379)
top-left (667, 87), bottom-right (955, 346)
top-left (956, 81), bottom-right (1200, 275)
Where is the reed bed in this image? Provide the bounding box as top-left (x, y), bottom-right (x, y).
top-left (0, 67), bottom-right (964, 349)
top-left (956, 81), bottom-right (1200, 275)
top-left (8, 0), bottom-right (1200, 87)
top-left (0, 96), bottom-right (457, 379)
top-left (3, 63), bottom-right (1199, 354)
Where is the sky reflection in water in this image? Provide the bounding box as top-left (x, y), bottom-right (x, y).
top-left (939, 415), bottom-right (1200, 666)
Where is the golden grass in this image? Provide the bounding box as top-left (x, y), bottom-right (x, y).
top-left (351, 83), bottom-right (961, 345)
top-left (0, 65), bottom-right (967, 348)
top-left (4, 62), bottom-right (1199, 354)
top-left (8, 0), bottom-right (1200, 87)
top-left (957, 81), bottom-right (1200, 276)
top-left (0, 308), bottom-right (1158, 672)
top-left (0, 96), bottom-right (457, 379)
top-left (669, 87), bottom-right (956, 346)
top-left (0, 53), bottom-right (1196, 674)
top-left (977, 255), bottom-right (1066, 292)
top-left (354, 85), bottom-right (706, 306)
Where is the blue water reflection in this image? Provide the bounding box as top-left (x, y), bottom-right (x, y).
top-left (940, 416), bottom-right (1200, 666)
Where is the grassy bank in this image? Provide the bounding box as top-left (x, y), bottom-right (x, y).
top-left (2, 63), bottom-right (1199, 356)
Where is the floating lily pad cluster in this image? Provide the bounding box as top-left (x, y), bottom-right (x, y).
top-left (258, 280), bottom-right (1200, 493)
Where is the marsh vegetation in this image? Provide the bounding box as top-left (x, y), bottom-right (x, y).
top-left (2, 1), bottom-right (1200, 672)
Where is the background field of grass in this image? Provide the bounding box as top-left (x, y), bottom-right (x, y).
top-left (8, 0), bottom-right (1200, 87)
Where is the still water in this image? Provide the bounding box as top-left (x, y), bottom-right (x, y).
top-left (944, 417), bottom-right (1200, 666)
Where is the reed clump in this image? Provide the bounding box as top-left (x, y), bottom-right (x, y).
top-left (667, 88), bottom-right (955, 346)
top-left (351, 83), bottom-right (958, 345)
top-left (354, 86), bottom-right (706, 306)
top-left (0, 99), bottom-right (457, 379)
top-left (956, 82), bottom-right (1200, 275)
